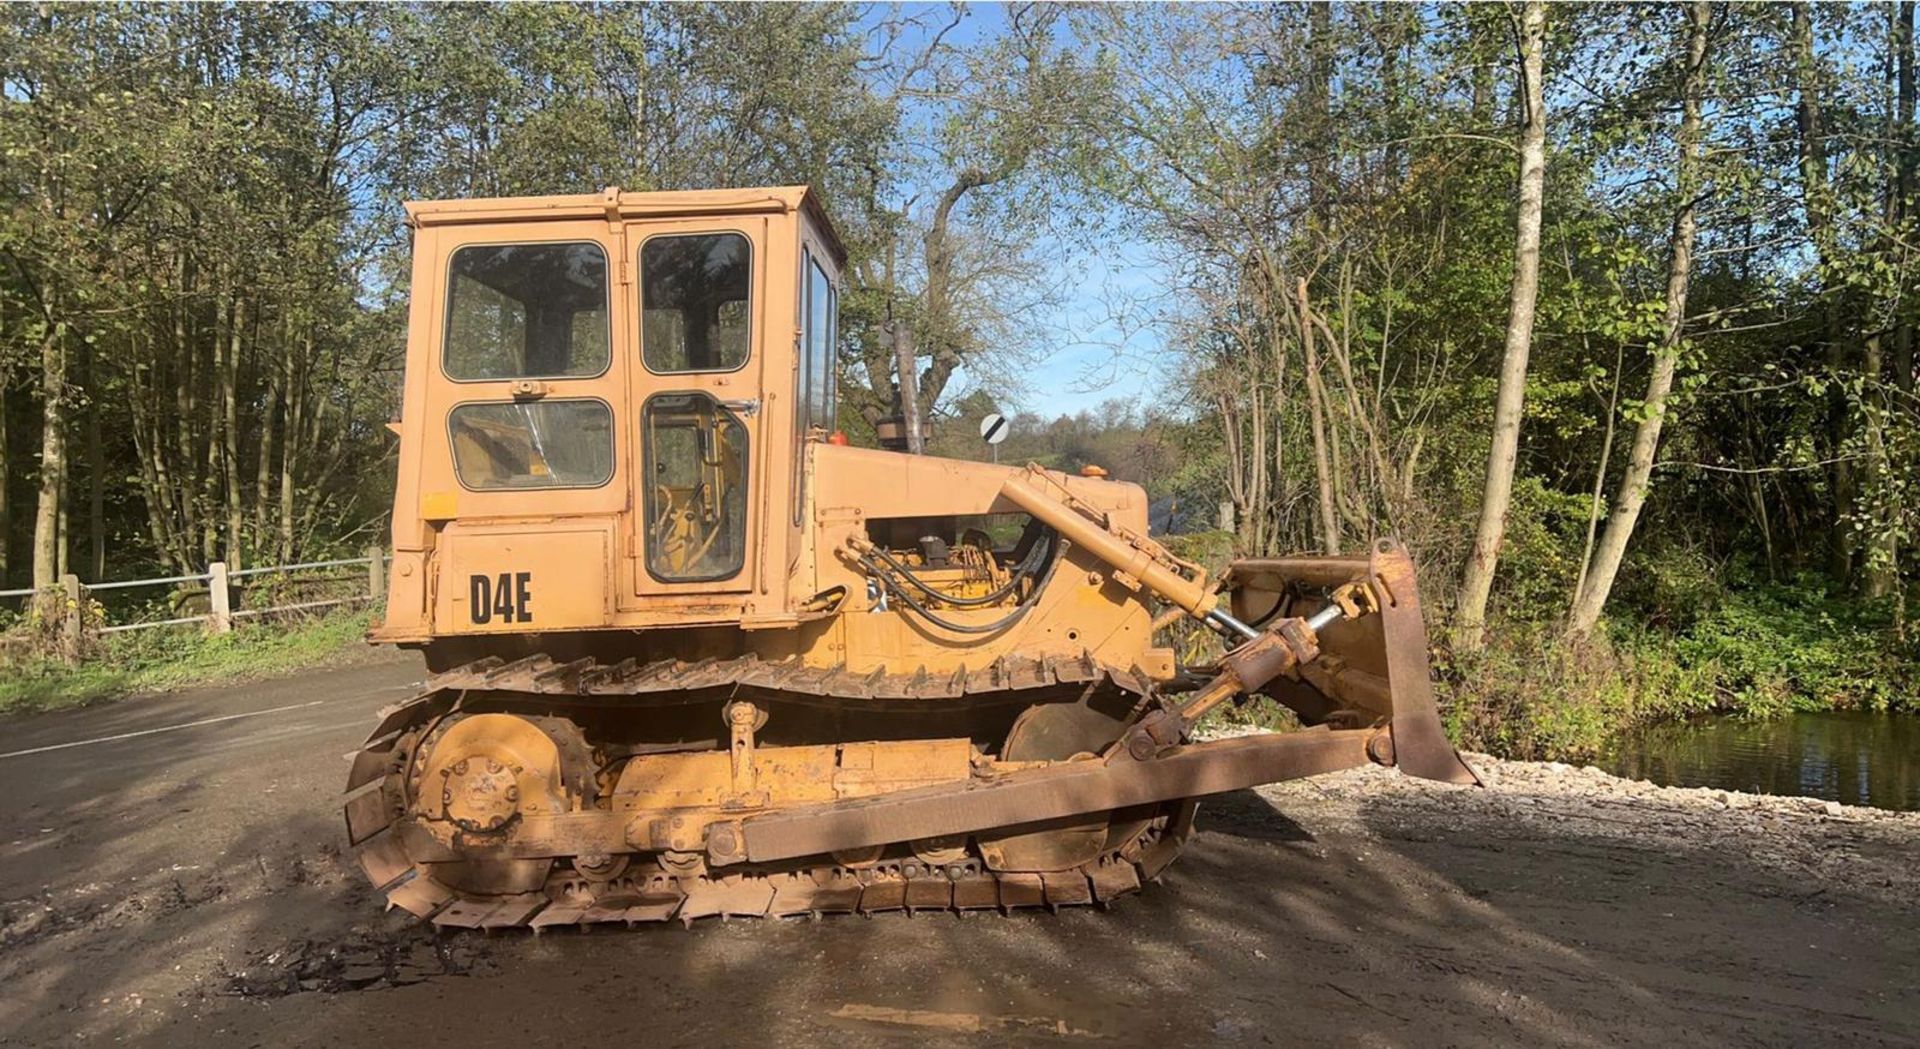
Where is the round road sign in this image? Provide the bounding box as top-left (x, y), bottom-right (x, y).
top-left (980, 413), bottom-right (1010, 445)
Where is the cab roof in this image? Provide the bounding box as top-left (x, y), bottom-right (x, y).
top-left (404, 185), bottom-right (846, 266)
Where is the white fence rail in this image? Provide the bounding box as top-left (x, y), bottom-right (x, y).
top-left (3, 547), bottom-right (387, 661)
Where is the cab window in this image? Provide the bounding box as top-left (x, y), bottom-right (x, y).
top-left (803, 252), bottom-right (837, 428)
top-left (444, 243), bottom-right (609, 381)
top-left (793, 248), bottom-right (838, 523)
top-left (643, 393), bottom-right (748, 581)
top-left (448, 400), bottom-right (614, 490)
top-left (641, 233), bottom-right (751, 373)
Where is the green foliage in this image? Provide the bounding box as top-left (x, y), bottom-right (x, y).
top-left (1440, 582), bottom-right (1916, 761)
top-left (0, 3), bottom-right (1914, 761)
top-left (1480, 475), bottom-right (1592, 622)
top-left (1662, 584), bottom-right (1914, 717)
top-left (0, 2), bottom-right (894, 588)
top-left (1608, 543), bottom-right (1725, 630)
top-left (0, 610), bottom-right (375, 715)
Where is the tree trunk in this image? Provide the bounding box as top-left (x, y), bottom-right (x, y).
top-left (201, 288), bottom-right (226, 565)
top-left (1456, 0), bottom-right (1548, 653)
top-left (1567, 0), bottom-right (1710, 638)
top-left (254, 317), bottom-right (282, 544)
top-left (172, 255), bottom-right (201, 560)
top-left (279, 329), bottom-right (305, 562)
top-left (1895, 2), bottom-right (1915, 397)
top-left (31, 323), bottom-right (68, 591)
top-left (1269, 326), bottom-right (1289, 555)
top-left (915, 175), bottom-right (980, 423)
top-left (85, 345), bottom-right (104, 580)
top-left (129, 343), bottom-right (182, 574)
top-left (56, 470), bottom-right (68, 580)
top-left (1306, 3), bottom-right (1335, 231)
top-left (1470, 7), bottom-right (1497, 128)
top-left (1790, 3), bottom-right (1856, 583)
top-left (1866, 5), bottom-right (1916, 598)
top-left (1218, 389), bottom-right (1249, 542)
top-left (892, 320), bottom-right (925, 455)
top-left (222, 296), bottom-right (246, 570)
top-left (1247, 381), bottom-right (1266, 553)
top-left (0, 363), bottom-right (10, 586)
top-left (1298, 279), bottom-right (1341, 555)
top-left (1571, 340), bottom-right (1625, 612)
top-left (1862, 334), bottom-right (1896, 597)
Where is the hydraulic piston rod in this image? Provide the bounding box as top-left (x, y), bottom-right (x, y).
top-left (1000, 469), bottom-right (1355, 648)
top-left (999, 470), bottom-right (1222, 618)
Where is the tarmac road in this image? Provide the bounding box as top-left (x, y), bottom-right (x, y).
top-left (2, 650), bottom-right (1915, 1048)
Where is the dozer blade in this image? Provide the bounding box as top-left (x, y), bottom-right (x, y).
top-left (1223, 538), bottom-right (1478, 786)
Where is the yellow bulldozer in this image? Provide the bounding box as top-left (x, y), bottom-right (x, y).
top-left (345, 185), bottom-right (1476, 928)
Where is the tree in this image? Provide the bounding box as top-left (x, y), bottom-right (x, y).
top-left (843, 4), bottom-right (1093, 448)
top-left (1566, 0), bottom-right (1713, 638)
top-left (1455, 0), bottom-right (1549, 653)
top-left (0, 4), bottom-right (896, 585)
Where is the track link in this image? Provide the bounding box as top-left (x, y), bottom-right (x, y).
top-left (343, 663), bottom-right (1193, 929)
top-left (376, 827), bottom-right (1189, 931)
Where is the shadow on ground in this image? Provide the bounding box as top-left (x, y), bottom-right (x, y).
top-left (4, 670), bottom-right (1916, 1048)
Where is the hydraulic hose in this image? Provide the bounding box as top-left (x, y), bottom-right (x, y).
top-left (856, 536), bottom-right (1066, 635)
top-left (860, 529), bottom-right (1054, 609)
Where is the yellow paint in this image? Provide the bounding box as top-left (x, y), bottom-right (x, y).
top-left (434, 523), bottom-right (612, 631)
top-left (372, 184), bottom-right (1174, 688)
top-left (613, 738), bottom-right (970, 810)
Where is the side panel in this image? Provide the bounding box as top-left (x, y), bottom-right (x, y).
top-left (434, 522), bottom-right (614, 632)
top-left (793, 444), bottom-right (1157, 675)
top-left (380, 223), bottom-right (443, 635)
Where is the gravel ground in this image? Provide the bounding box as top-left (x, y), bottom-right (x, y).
top-left (2, 660), bottom-right (1915, 1047)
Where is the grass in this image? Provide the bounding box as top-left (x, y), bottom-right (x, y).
top-left (1435, 580), bottom-right (1919, 762)
top-left (0, 609), bottom-right (380, 715)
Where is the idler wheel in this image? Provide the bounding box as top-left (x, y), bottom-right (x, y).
top-left (978, 697), bottom-right (1132, 872)
top-left (911, 835), bottom-right (970, 866)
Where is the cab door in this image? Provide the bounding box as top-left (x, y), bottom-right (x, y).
top-left (624, 216), bottom-right (770, 601)
top-left (416, 222), bottom-right (630, 632)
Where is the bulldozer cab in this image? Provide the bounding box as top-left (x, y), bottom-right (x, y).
top-left (381, 188), bottom-right (842, 638)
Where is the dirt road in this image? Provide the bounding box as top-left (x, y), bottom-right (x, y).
top-left (2, 653), bottom-right (1915, 1047)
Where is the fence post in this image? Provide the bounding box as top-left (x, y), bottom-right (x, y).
top-left (60, 573), bottom-right (84, 663)
top-left (208, 562), bottom-right (233, 634)
top-left (366, 545), bottom-right (386, 602)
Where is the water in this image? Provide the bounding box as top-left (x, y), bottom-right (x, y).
top-left (1605, 711), bottom-right (1920, 812)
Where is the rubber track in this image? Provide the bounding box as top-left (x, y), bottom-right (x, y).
top-left (343, 663), bottom-right (1192, 930)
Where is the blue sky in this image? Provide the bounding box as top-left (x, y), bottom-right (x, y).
top-left (865, 2), bottom-right (1171, 419)
top-left (1037, 236), bottom-right (1169, 415)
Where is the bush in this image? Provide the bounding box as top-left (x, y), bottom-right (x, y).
top-left (1438, 579), bottom-right (1915, 762)
top-left (1437, 622), bottom-right (1641, 761)
top-left (1609, 542), bottom-right (1726, 631)
top-left (1662, 582), bottom-right (1913, 715)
